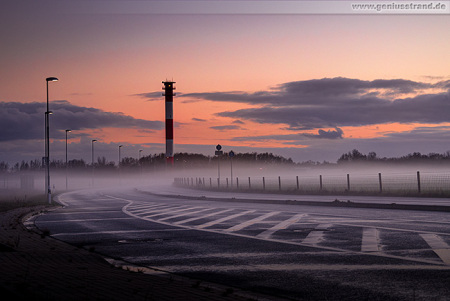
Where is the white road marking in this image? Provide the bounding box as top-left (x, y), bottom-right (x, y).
top-left (142, 206), bottom-right (198, 218)
top-left (361, 228), bottom-right (380, 252)
top-left (174, 209), bottom-right (234, 225)
top-left (143, 263), bottom-right (450, 273)
top-left (256, 213), bottom-right (306, 239)
top-left (225, 211), bottom-right (281, 232)
top-left (36, 217), bottom-right (135, 223)
top-left (102, 194), bottom-right (450, 266)
top-left (158, 208), bottom-right (214, 221)
top-left (302, 224), bottom-right (332, 245)
top-left (52, 228), bottom-right (189, 237)
top-left (420, 234), bottom-right (450, 264)
top-left (129, 205), bottom-right (172, 213)
top-left (196, 210), bottom-right (256, 229)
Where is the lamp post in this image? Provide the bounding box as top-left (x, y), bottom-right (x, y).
top-left (229, 150), bottom-right (235, 187)
top-left (45, 77), bottom-right (58, 204)
top-left (118, 145), bottom-right (123, 168)
top-left (44, 111), bottom-right (53, 198)
top-left (91, 139), bottom-right (97, 186)
top-left (65, 129), bottom-right (71, 190)
top-left (139, 149), bottom-right (143, 176)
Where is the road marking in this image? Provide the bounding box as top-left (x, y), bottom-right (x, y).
top-left (196, 210), bottom-right (256, 229)
top-left (36, 217), bottom-right (135, 223)
top-left (256, 213), bottom-right (306, 239)
top-left (136, 205), bottom-right (188, 213)
top-left (361, 228), bottom-right (380, 252)
top-left (107, 194), bottom-right (450, 266)
top-left (420, 234), bottom-right (450, 264)
top-left (174, 209), bottom-right (234, 225)
top-left (302, 224), bottom-right (332, 245)
top-left (129, 204), bottom-right (172, 213)
top-left (142, 206), bottom-right (198, 218)
top-left (225, 211), bottom-right (281, 232)
top-left (52, 228), bottom-right (190, 237)
top-left (158, 208), bottom-right (214, 221)
top-left (140, 263), bottom-right (450, 273)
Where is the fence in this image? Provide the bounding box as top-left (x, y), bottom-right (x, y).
top-left (174, 171), bottom-right (450, 196)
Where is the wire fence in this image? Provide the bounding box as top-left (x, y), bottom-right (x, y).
top-left (175, 171), bottom-right (450, 197)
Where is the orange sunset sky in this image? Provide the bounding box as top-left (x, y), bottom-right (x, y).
top-left (1, 0), bottom-right (449, 164)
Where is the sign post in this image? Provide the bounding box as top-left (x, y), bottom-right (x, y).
top-left (215, 144), bottom-right (223, 184)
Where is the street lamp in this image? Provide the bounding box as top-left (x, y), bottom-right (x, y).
top-left (91, 139), bottom-right (97, 167)
top-left (139, 149), bottom-right (143, 176)
top-left (229, 150), bottom-right (235, 187)
top-left (91, 139), bottom-right (97, 186)
top-left (118, 145), bottom-right (123, 168)
top-left (45, 77), bottom-right (57, 204)
top-left (65, 129), bottom-right (71, 190)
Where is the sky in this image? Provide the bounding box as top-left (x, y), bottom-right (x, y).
top-left (0, 0), bottom-right (449, 165)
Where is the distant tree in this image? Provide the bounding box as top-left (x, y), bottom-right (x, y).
top-left (367, 152), bottom-right (377, 161)
top-left (68, 159), bottom-right (86, 169)
top-left (30, 159), bottom-right (41, 170)
top-left (96, 156), bottom-right (115, 169)
top-left (121, 157), bottom-right (138, 168)
top-left (20, 160), bottom-right (29, 171)
top-left (338, 149), bottom-right (367, 163)
top-left (0, 161), bottom-right (9, 172)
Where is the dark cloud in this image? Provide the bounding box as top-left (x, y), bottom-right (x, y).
top-left (192, 118), bottom-right (207, 122)
top-left (0, 101), bottom-right (163, 142)
top-left (308, 128), bottom-right (344, 139)
top-left (232, 128), bottom-right (343, 143)
top-left (232, 120), bottom-right (245, 124)
top-left (210, 125), bottom-right (241, 131)
top-left (176, 77), bottom-right (436, 106)
top-left (133, 91), bottom-right (164, 101)
top-left (134, 77), bottom-right (449, 130)
top-left (205, 78), bottom-right (450, 129)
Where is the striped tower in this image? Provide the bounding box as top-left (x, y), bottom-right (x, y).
top-left (162, 81), bottom-right (175, 165)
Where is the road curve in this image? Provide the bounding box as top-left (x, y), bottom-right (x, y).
top-left (34, 184), bottom-right (450, 300)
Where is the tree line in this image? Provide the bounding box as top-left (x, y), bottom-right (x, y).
top-left (1, 149), bottom-right (449, 172)
top-left (0, 152), bottom-right (294, 172)
top-left (337, 149), bottom-right (450, 163)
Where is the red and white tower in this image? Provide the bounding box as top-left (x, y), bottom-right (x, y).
top-left (162, 81), bottom-right (175, 165)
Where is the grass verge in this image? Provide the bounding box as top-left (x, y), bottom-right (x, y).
top-left (0, 189), bottom-right (49, 212)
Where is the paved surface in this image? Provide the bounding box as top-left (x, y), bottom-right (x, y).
top-left (0, 205), bottom-right (282, 301)
top-left (32, 187), bottom-right (450, 300)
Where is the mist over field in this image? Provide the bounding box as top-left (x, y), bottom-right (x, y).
top-left (2, 155), bottom-right (449, 200)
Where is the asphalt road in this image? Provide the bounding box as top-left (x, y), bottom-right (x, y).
top-left (32, 184), bottom-right (450, 300)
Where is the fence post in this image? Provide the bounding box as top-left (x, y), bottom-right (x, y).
top-left (263, 177), bottom-right (266, 190)
top-left (226, 178), bottom-right (229, 188)
top-left (296, 176), bottom-right (299, 190)
top-left (210, 177), bottom-right (212, 188)
top-left (319, 175), bottom-right (323, 190)
top-left (248, 177), bottom-right (251, 189)
top-left (236, 177), bottom-right (239, 189)
top-left (217, 177), bottom-right (220, 188)
top-left (417, 171), bottom-right (421, 193)
top-left (378, 173), bottom-right (382, 193)
top-left (278, 176), bottom-right (281, 191)
top-left (347, 174), bottom-right (350, 191)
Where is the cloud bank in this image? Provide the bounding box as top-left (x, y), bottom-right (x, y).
top-left (175, 77), bottom-right (450, 130)
top-left (0, 100), bottom-right (163, 142)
